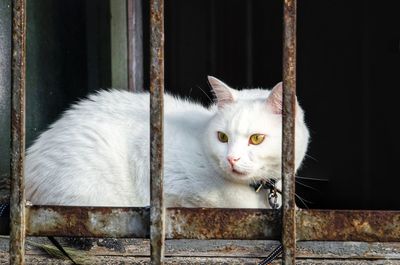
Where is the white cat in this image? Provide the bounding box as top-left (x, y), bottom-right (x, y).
top-left (25, 77), bottom-right (309, 208)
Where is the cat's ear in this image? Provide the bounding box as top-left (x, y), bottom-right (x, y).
top-left (266, 82), bottom-right (283, 114)
top-left (208, 76), bottom-right (236, 109)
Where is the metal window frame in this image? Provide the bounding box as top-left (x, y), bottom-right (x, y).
top-left (8, 0), bottom-right (400, 264)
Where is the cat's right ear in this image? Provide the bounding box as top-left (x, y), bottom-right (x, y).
top-left (208, 76), bottom-right (236, 109)
top-left (266, 82), bottom-right (283, 114)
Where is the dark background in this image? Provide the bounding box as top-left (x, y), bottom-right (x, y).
top-left (1, 0), bottom-right (399, 209)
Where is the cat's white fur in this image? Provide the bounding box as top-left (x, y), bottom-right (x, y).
top-left (25, 77), bottom-right (309, 208)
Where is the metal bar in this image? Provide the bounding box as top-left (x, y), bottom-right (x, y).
top-left (127, 0), bottom-right (143, 92)
top-left (10, 0), bottom-right (26, 264)
top-left (149, 0), bottom-right (165, 264)
top-left (25, 207), bottom-right (281, 239)
top-left (24, 206), bottom-right (400, 242)
top-left (26, 206), bottom-right (150, 238)
top-left (166, 208), bottom-right (281, 240)
top-left (297, 209), bottom-right (400, 242)
top-left (282, 0), bottom-right (297, 264)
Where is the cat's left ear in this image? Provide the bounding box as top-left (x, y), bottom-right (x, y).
top-left (208, 76), bottom-right (237, 109)
top-left (266, 82), bottom-right (283, 114)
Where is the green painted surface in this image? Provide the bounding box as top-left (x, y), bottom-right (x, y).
top-left (0, 0), bottom-right (11, 195)
top-left (26, 0), bottom-right (89, 145)
top-left (0, 0), bottom-right (112, 198)
top-left (110, 0), bottom-right (128, 89)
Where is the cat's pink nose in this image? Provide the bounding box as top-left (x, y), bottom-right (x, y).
top-left (227, 156), bottom-right (240, 166)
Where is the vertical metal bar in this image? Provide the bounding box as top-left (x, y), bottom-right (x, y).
top-left (10, 0), bottom-right (26, 264)
top-left (282, 0), bottom-right (297, 264)
top-left (127, 0), bottom-right (143, 92)
top-left (149, 0), bottom-right (165, 264)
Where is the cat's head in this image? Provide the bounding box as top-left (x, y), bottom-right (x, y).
top-left (204, 76), bottom-right (309, 184)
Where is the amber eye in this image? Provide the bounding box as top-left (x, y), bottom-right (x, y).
top-left (249, 134), bottom-right (266, 145)
top-left (217, 131), bottom-right (229, 143)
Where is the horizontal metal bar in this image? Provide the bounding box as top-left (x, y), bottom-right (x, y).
top-left (297, 209), bottom-right (400, 242)
top-left (25, 206), bottom-right (281, 239)
top-left (25, 206), bottom-right (400, 242)
top-left (166, 208), bottom-right (281, 240)
top-left (25, 206), bottom-right (150, 238)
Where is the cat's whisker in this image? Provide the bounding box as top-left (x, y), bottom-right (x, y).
top-left (295, 193), bottom-right (312, 209)
top-left (305, 154), bottom-right (318, 161)
top-left (295, 176), bottom-right (329, 182)
top-left (250, 176), bottom-right (258, 185)
top-left (195, 85), bottom-right (213, 104)
top-left (295, 180), bottom-right (319, 192)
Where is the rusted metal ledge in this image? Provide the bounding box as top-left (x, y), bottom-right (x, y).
top-left (25, 207), bottom-right (400, 242)
top-left (297, 209), bottom-right (400, 242)
top-left (282, 0), bottom-right (297, 264)
top-left (149, 0), bottom-right (165, 263)
top-left (10, 0), bottom-right (27, 264)
top-left (166, 208), bottom-right (281, 240)
top-left (25, 206), bottom-right (150, 238)
top-left (25, 206), bottom-right (281, 239)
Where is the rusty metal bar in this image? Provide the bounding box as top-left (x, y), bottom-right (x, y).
top-left (26, 206), bottom-right (150, 238)
top-left (297, 209), bottom-right (400, 242)
top-left (127, 0), bottom-right (143, 92)
top-left (149, 0), bottom-right (165, 263)
top-left (282, 0), bottom-right (297, 264)
top-left (25, 207), bottom-right (281, 239)
top-left (9, 0), bottom-right (26, 264)
top-left (166, 208), bottom-right (281, 240)
top-left (24, 206), bottom-right (400, 241)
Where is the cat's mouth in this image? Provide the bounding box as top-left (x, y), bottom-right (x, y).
top-left (231, 168), bottom-right (247, 176)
